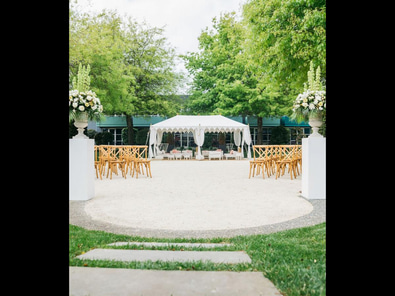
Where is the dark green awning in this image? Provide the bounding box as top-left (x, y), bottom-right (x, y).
top-left (96, 115), bottom-right (168, 128)
top-left (245, 116), bottom-right (281, 127)
top-left (280, 116), bottom-right (310, 127)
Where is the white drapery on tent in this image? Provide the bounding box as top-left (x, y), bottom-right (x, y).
top-left (148, 115), bottom-right (252, 159)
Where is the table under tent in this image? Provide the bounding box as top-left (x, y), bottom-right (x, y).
top-left (148, 115), bottom-right (252, 160)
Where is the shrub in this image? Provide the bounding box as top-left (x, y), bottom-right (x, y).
top-left (101, 131), bottom-right (114, 145)
top-left (270, 126), bottom-right (290, 145)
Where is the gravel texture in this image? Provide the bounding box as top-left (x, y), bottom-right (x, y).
top-left (69, 160), bottom-right (325, 238)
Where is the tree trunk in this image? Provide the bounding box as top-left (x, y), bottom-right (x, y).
top-left (257, 116), bottom-right (263, 145)
top-left (126, 115), bottom-right (134, 144)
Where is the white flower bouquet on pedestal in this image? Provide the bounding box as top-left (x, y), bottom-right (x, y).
top-left (69, 63), bottom-right (104, 138)
top-left (291, 61), bottom-right (326, 137)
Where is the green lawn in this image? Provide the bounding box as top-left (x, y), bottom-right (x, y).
top-left (70, 222), bottom-right (326, 296)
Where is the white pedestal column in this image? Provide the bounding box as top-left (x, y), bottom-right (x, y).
top-left (69, 139), bottom-right (94, 200)
top-left (301, 137), bottom-right (326, 199)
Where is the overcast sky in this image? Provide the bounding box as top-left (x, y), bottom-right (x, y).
top-left (73, 0), bottom-right (247, 80)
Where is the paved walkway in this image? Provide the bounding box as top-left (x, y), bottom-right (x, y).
top-left (70, 267), bottom-right (281, 296)
top-left (70, 242), bottom-right (282, 295)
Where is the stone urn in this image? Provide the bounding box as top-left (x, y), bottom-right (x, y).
top-left (73, 112), bottom-right (89, 139)
top-left (308, 114), bottom-right (323, 138)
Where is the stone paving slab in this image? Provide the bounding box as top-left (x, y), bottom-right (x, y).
top-left (107, 242), bottom-right (233, 248)
top-left (70, 267), bottom-right (282, 296)
top-left (76, 248), bottom-right (251, 264)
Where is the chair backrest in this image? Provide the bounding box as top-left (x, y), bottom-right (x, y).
top-left (265, 145), bottom-right (278, 160)
top-left (295, 145), bottom-right (302, 158)
top-left (99, 145), bottom-right (123, 160)
top-left (278, 145), bottom-right (298, 161)
top-left (99, 145), bottom-right (111, 160)
top-left (121, 145), bottom-right (134, 160)
top-left (111, 146), bottom-right (120, 159)
top-left (135, 145), bottom-right (148, 160)
top-left (252, 145), bottom-right (269, 160)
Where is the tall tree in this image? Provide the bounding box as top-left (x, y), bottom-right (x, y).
top-left (69, 4), bottom-right (184, 144)
top-left (122, 19), bottom-right (183, 143)
top-left (242, 0), bottom-right (326, 99)
top-left (183, 12), bottom-right (287, 143)
top-left (183, 13), bottom-right (256, 115)
top-left (69, 7), bottom-right (134, 115)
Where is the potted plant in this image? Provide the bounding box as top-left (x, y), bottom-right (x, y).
top-left (291, 61), bottom-right (326, 137)
top-left (69, 63), bottom-right (104, 139)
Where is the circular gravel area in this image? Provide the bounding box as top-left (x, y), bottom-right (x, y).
top-left (70, 159), bottom-right (325, 238)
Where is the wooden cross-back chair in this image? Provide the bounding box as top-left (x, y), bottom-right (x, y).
top-left (121, 146), bottom-right (136, 176)
top-left (249, 145), bottom-right (271, 179)
top-left (263, 145), bottom-right (278, 177)
top-left (98, 145), bottom-right (110, 179)
top-left (296, 145), bottom-right (302, 175)
top-left (132, 145), bottom-right (152, 179)
top-left (94, 145), bottom-right (102, 179)
top-left (275, 145), bottom-right (299, 180)
top-left (101, 145), bottom-right (127, 179)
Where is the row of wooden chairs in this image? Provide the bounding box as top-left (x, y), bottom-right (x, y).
top-left (94, 145), bottom-right (152, 180)
top-left (249, 145), bottom-right (302, 180)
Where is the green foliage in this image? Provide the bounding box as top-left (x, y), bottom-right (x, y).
top-left (94, 132), bottom-right (103, 145)
top-left (242, 0), bottom-right (326, 110)
top-left (270, 126), bottom-right (290, 144)
top-left (218, 132), bottom-right (226, 145)
top-left (86, 129), bottom-right (97, 139)
top-left (72, 63), bottom-right (91, 92)
top-left (165, 133), bottom-right (175, 145)
top-left (121, 127), bottom-right (149, 145)
top-left (69, 121), bottom-right (78, 138)
top-left (183, 1), bottom-right (325, 133)
top-left (305, 60), bottom-right (323, 92)
top-left (70, 4), bottom-right (185, 143)
top-left (69, 5), bottom-right (184, 118)
top-left (100, 131), bottom-right (114, 145)
top-left (183, 12), bottom-right (261, 117)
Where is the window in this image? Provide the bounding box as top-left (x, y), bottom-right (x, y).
top-left (251, 127), bottom-right (272, 145)
top-left (290, 127), bottom-right (311, 144)
top-left (103, 128), bottom-right (124, 145)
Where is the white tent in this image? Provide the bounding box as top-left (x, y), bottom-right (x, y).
top-left (148, 115), bottom-right (252, 159)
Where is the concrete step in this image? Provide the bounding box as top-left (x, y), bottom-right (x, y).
top-left (76, 248), bottom-right (251, 264)
top-left (107, 241), bottom-right (233, 248)
top-left (70, 267), bottom-right (282, 296)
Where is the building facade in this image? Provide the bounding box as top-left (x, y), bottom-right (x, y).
top-left (88, 115), bottom-right (311, 146)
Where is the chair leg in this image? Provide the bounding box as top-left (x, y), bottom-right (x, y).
top-left (260, 162), bottom-right (265, 179)
top-left (147, 162), bottom-right (152, 178)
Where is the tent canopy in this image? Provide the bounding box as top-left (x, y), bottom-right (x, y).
top-left (148, 115), bottom-right (252, 159)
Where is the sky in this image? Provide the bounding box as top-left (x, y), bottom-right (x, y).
top-left (73, 0), bottom-right (247, 91)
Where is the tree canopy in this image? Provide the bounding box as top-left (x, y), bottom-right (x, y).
top-left (182, 0), bottom-right (325, 142)
top-left (69, 0), bottom-right (326, 143)
top-left (69, 2), bottom-right (185, 143)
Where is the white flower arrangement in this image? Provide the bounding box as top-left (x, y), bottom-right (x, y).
top-left (291, 61), bottom-right (326, 123)
top-left (69, 89), bottom-right (103, 121)
top-left (292, 89), bottom-right (326, 122)
top-left (69, 63), bottom-right (104, 122)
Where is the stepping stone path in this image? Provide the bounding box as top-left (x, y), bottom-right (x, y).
top-left (77, 248), bottom-right (251, 264)
top-left (70, 241), bottom-right (282, 296)
top-left (107, 241), bottom-right (233, 248)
